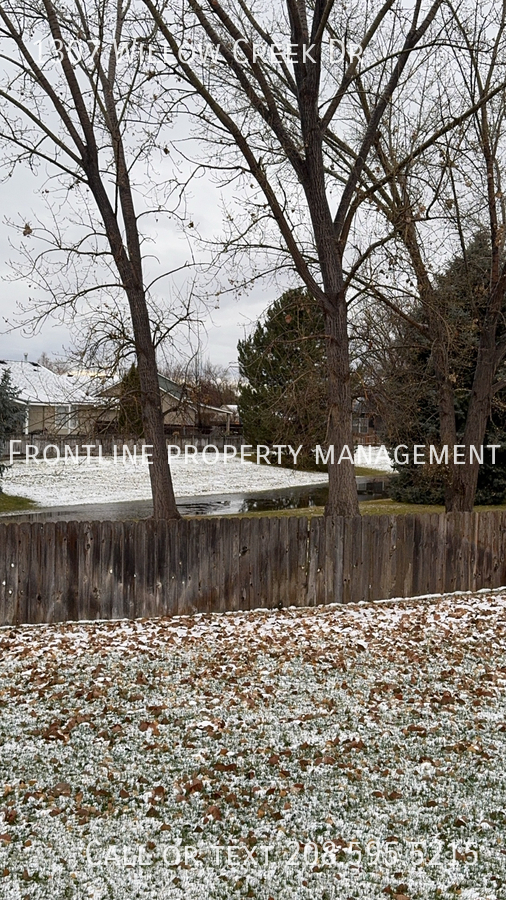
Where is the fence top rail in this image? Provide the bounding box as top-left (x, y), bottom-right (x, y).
top-left (0, 508), bottom-right (503, 530)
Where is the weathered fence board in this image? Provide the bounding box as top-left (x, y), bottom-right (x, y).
top-left (3, 523), bottom-right (19, 624)
top-left (295, 516), bottom-right (309, 606)
top-left (0, 510), bottom-right (505, 625)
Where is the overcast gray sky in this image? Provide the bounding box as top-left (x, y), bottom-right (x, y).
top-left (0, 160), bottom-right (279, 373)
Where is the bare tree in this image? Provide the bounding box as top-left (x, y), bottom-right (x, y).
top-left (350, 0), bottom-right (506, 510)
top-left (37, 351), bottom-right (69, 373)
top-left (141, 0), bottom-right (445, 516)
top-left (69, 286), bottom-right (199, 377)
top-left (0, 0), bottom-right (195, 519)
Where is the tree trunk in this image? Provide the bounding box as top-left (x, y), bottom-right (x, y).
top-left (129, 288), bottom-right (181, 520)
top-left (324, 301), bottom-right (360, 517)
top-left (446, 465), bottom-right (478, 513)
top-left (301, 144), bottom-right (359, 516)
top-left (445, 339), bottom-right (496, 512)
top-left (86, 169), bottom-right (181, 521)
top-left (429, 342), bottom-right (460, 511)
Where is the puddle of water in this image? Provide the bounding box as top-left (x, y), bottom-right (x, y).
top-left (177, 484), bottom-right (330, 517)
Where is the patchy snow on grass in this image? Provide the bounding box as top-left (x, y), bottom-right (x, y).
top-left (0, 592), bottom-right (505, 898)
top-left (354, 445), bottom-right (393, 472)
top-left (2, 446), bottom-right (391, 508)
top-left (2, 456), bottom-right (327, 508)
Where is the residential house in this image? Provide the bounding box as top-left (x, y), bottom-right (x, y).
top-left (0, 359), bottom-right (108, 436)
top-left (157, 374), bottom-right (238, 433)
top-left (2, 358), bottom-right (240, 438)
top-left (93, 372), bottom-right (240, 434)
top-left (352, 397), bottom-right (381, 445)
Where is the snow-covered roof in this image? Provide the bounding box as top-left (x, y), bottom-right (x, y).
top-left (0, 360), bottom-right (101, 406)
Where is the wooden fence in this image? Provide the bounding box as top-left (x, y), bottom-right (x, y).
top-left (1, 511), bottom-right (506, 625)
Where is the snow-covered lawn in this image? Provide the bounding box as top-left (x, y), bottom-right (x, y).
top-left (1, 455), bottom-right (327, 507)
top-left (1, 448), bottom-right (390, 508)
top-left (0, 591), bottom-right (505, 899)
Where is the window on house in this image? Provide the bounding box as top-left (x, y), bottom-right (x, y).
top-left (54, 406), bottom-right (69, 431)
top-left (69, 406), bottom-right (78, 431)
top-left (353, 414), bottom-right (369, 433)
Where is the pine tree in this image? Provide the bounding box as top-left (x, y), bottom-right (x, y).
top-left (0, 368), bottom-right (25, 489)
top-left (238, 289), bottom-right (327, 468)
top-left (117, 365), bottom-right (144, 438)
top-left (371, 233), bottom-right (506, 505)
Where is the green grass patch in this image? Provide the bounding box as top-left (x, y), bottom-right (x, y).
top-left (208, 496), bottom-right (506, 520)
top-left (358, 498), bottom-right (445, 516)
top-left (203, 505), bottom-right (325, 520)
top-left (360, 498), bottom-right (506, 516)
top-left (211, 501), bottom-right (434, 520)
top-left (0, 492), bottom-right (37, 513)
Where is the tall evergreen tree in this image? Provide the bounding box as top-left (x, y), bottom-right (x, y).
top-left (117, 365), bottom-right (145, 439)
top-left (367, 233), bottom-right (506, 505)
top-left (238, 289), bottom-right (327, 468)
top-left (0, 369), bottom-right (25, 489)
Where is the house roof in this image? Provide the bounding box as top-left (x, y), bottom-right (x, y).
top-left (156, 376), bottom-right (235, 416)
top-left (157, 373), bottom-right (185, 401)
top-left (0, 360), bottom-right (101, 406)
